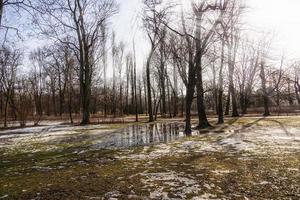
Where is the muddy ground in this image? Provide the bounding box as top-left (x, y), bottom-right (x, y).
top-left (0, 116), bottom-right (299, 199)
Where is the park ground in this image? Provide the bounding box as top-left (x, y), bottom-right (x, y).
top-left (0, 116), bottom-right (299, 199)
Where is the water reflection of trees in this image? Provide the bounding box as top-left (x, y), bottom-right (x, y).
top-left (114, 123), bottom-right (184, 148)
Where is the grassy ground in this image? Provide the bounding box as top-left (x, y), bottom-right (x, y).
top-left (0, 116), bottom-right (299, 199)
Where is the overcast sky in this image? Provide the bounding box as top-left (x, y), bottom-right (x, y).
top-left (111, 0), bottom-right (300, 69)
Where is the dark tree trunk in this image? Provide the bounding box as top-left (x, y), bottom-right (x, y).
top-left (68, 88), bottom-right (73, 124)
top-left (217, 39), bottom-right (225, 124)
top-left (217, 90), bottom-right (224, 124)
top-left (263, 94), bottom-right (270, 117)
top-left (81, 81), bottom-right (91, 124)
top-left (185, 88), bottom-right (193, 134)
top-left (172, 90), bottom-right (178, 117)
top-left (212, 65), bottom-right (218, 115)
top-left (229, 70), bottom-right (239, 117)
top-left (167, 77), bottom-right (172, 118)
top-left (4, 97), bottom-right (8, 128)
top-left (51, 83), bottom-right (57, 116)
top-left (103, 81), bottom-right (107, 117)
top-left (228, 33), bottom-right (239, 117)
top-left (80, 51), bottom-right (91, 125)
top-left (159, 54), bottom-right (167, 117)
top-left (134, 61), bottom-right (138, 122)
top-left (144, 77), bottom-right (148, 116)
top-left (294, 80), bottom-right (300, 105)
top-left (173, 65), bottom-right (178, 117)
top-left (59, 91), bottom-right (64, 117)
top-left (58, 72), bottom-right (64, 117)
top-left (0, 0), bottom-right (3, 26)
top-left (243, 94), bottom-right (249, 115)
top-left (146, 50), bottom-right (154, 122)
top-left (287, 80), bottom-right (293, 105)
top-left (184, 61), bottom-right (196, 134)
top-left (225, 90), bottom-right (230, 115)
top-left (46, 93), bottom-right (51, 116)
top-left (181, 90), bottom-right (184, 117)
top-left (260, 61), bottom-right (270, 117)
top-left (154, 98), bottom-right (161, 121)
top-left (240, 92), bottom-right (248, 115)
top-left (120, 85), bottom-right (123, 117)
top-left (161, 75), bottom-right (167, 117)
top-left (196, 61), bottom-right (211, 129)
top-left (139, 83), bottom-right (143, 114)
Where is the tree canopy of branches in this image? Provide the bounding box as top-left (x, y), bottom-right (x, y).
top-left (32, 0), bottom-right (118, 124)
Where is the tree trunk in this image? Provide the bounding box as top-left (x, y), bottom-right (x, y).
top-left (68, 74), bottom-right (74, 124)
top-left (181, 89), bottom-right (184, 117)
top-left (81, 51), bottom-right (91, 125)
top-left (228, 33), bottom-right (239, 117)
top-left (59, 91), bottom-right (64, 117)
top-left (212, 65), bottom-right (218, 115)
top-left (229, 68), bottom-right (239, 117)
top-left (120, 84), bottom-right (123, 117)
top-left (260, 61), bottom-right (270, 117)
top-left (134, 59), bottom-right (138, 122)
top-left (81, 81), bottom-right (91, 124)
top-left (217, 89), bottom-right (224, 124)
top-left (167, 76), bottom-right (172, 118)
top-left (146, 50), bottom-right (154, 122)
top-left (173, 66), bottom-right (178, 117)
top-left (144, 76), bottom-right (148, 115)
top-left (217, 40), bottom-right (225, 124)
top-left (263, 94), bottom-right (270, 117)
top-left (184, 62), bottom-right (196, 134)
top-left (154, 98), bottom-right (161, 121)
top-left (139, 82), bottom-right (143, 114)
top-left (287, 80), bottom-right (293, 106)
top-left (225, 90), bottom-right (230, 115)
top-left (4, 96), bottom-right (8, 128)
top-left (68, 89), bottom-right (73, 124)
top-left (240, 92), bottom-right (248, 115)
top-left (0, 0), bottom-right (3, 26)
top-left (196, 60), bottom-right (211, 129)
top-left (160, 68), bottom-right (166, 117)
top-left (294, 80), bottom-right (300, 105)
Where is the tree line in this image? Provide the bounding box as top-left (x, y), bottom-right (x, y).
top-left (0, 0), bottom-right (299, 133)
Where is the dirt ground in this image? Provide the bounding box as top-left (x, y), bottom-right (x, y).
top-left (0, 116), bottom-right (299, 199)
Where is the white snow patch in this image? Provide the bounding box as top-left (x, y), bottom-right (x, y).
top-left (141, 171), bottom-right (202, 199)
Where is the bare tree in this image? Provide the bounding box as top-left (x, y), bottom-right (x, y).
top-left (32, 0), bottom-right (118, 125)
top-left (260, 57), bottom-right (283, 116)
top-left (236, 41), bottom-right (259, 115)
top-left (15, 76), bottom-right (32, 127)
top-left (0, 46), bottom-right (21, 127)
top-left (133, 40), bottom-right (138, 122)
top-left (143, 0), bottom-right (169, 122)
top-left (29, 49), bottom-right (46, 125)
top-left (192, 0), bottom-right (229, 129)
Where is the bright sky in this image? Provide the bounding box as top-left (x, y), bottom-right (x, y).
top-left (112, 0), bottom-right (300, 68)
top-left (246, 0), bottom-right (300, 60)
top-left (5, 0), bottom-right (300, 72)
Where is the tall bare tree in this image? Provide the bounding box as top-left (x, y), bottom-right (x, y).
top-left (32, 0), bottom-right (118, 125)
top-left (143, 0), bottom-right (169, 122)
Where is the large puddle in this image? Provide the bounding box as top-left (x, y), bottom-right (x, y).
top-left (92, 123), bottom-right (200, 149)
top-left (0, 122), bottom-right (202, 152)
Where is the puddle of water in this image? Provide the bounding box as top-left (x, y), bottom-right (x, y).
top-left (92, 123), bottom-right (199, 150)
top-left (0, 122), bottom-right (205, 153)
